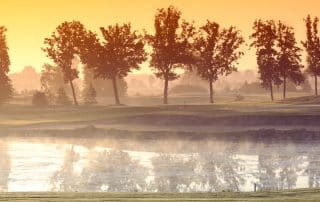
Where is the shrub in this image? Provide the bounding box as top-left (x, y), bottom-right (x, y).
top-left (56, 87), bottom-right (71, 106)
top-left (32, 91), bottom-right (48, 107)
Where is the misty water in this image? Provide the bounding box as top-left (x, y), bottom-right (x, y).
top-left (0, 135), bottom-right (319, 192)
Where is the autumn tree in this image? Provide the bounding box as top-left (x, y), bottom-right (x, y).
top-left (194, 21), bottom-right (244, 103)
top-left (302, 15), bottom-right (320, 96)
top-left (277, 22), bottom-right (304, 99)
top-left (43, 21), bottom-right (89, 106)
top-left (251, 20), bottom-right (281, 101)
top-left (146, 6), bottom-right (195, 104)
top-left (0, 27), bottom-right (13, 105)
top-left (81, 23), bottom-right (146, 105)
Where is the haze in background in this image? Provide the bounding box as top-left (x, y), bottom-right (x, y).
top-left (0, 0), bottom-right (319, 73)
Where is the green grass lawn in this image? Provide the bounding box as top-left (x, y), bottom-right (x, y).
top-left (1, 189), bottom-right (320, 201)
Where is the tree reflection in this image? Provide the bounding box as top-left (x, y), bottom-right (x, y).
top-left (50, 141), bottom-right (313, 192)
top-left (152, 154), bottom-right (195, 192)
top-left (51, 145), bottom-right (79, 191)
top-left (151, 150), bottom-right (245, 192)
top-left (256, 144), bottom-right (301, 191)
top-left (197, 152), bottom-right (245, 192)
top-left (52, 148), bottom-right (148, 192)
top-left (79, 150), bottom-right (147, 192)
top-left (0, 140), bottom-right (10, 191)
top-left (278, 154), bottom-right (301, 189)
top-left (305, 145), bottom-right (320, 188)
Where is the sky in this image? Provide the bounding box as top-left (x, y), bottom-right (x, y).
top-left (1, 0), bottom-right (320, 74)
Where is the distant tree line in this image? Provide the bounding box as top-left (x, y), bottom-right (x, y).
top-left (1, 6), bottom-right (320, 105)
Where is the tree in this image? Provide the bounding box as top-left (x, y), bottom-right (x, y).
top-left (146, 6), bottom-right (195, 104)
top-left (82, 83), bottom-right (97, 105)
top-left (32, 91), bottom-right (48, 107)
top-left (277, 22), bottom-right (304, 99)
top-left (251, 20), bottom-right (281, 101)
top-left (82, 65), bottom-right (127, 97)
top-left (0, 27), bottom-right (13, 104)
top-left (56, 87), bottom-right (71, 106)
top-left (43, 21), bottom-right (89, 106)
top-left (81, 24), bottom-right (146, 105)
top-left (302, 15), bottom-right (320, 96)
top-left (40, 63), bottom-right (66, 105)
top-left (194, 21), bottom-right (244, 103)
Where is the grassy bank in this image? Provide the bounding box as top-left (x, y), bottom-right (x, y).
top-left (0, 101), bottom-right (320, 130)
top-left (1, 189), bottom-right (320, 201)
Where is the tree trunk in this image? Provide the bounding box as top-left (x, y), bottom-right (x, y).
top-left (69, 80), bottom-right (78, 106)
top-left (163, 77), bottom-right (169, 104)
top-left (112, 77), bottom-right (120, 105)
top-left (315, 74), bottom-right (318, 96)
top-left (270, 81), bottom-right (274, 101)
top-left (283, 74), bottom-right (286, 100)
top-left (209, 78), bottom-right (214, 103)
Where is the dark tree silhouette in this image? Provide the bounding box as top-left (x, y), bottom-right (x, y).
top-left (0, 27), bottom-right (13, 105)
top-left (146, 6), bottom-right (195, 104)
top-left (43, 21), bottom-right (89, 106)
top-left (277, 22), bottom-right (304, 99)
top-left (81, 24), bottom-right (146, 105)
top-left (194, 21), bottom-right (244, 103)
top-left (251, 20), bottom-right (281, 101)
top-left (302, 15), bottom-right (320, 96)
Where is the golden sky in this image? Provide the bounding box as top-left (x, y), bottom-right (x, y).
top-left (1, 0), bottom-right (320, 73)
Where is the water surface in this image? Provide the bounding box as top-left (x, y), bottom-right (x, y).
top-left (0, 135), bottom-right (318, 192)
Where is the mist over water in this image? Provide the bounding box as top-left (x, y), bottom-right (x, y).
top-left (0, 134), bottom-right (319, 192)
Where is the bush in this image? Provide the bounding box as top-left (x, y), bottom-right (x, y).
top-left (32, 91), bottom-right (48, 107)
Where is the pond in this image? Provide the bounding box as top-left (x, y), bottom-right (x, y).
top-left (0, 135), bottom-right (318, 192)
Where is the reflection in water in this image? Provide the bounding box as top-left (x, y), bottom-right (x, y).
top-left (306, 149), bottom-right (320, 188)
top-left (1, 137), bottom-right (320, 192)
top-left (0, 140), bottom-right (10, 191)
top-left (79, 150), bottom-right (148, 192)
top-left (51, 145), bottom-right (79, 191)
top-left (152, 154), bottom-right (195, 192)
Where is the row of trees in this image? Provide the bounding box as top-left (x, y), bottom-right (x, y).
top-left (42, 6), bottom-right (244, 105)
top-left (1, 6), bottom-right (320, 105)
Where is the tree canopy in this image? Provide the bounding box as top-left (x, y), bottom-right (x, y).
top-left (194, 20), bottom-right (244, 103)
top-left (146, 5), bottom-right (195, 104)
top-left (0, 26), bottom-right (13, 105)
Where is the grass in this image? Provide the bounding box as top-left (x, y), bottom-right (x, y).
top-left (1, 189), bottom-right (320, 201)
top-left (0, 99), bottom-right (319, 129)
